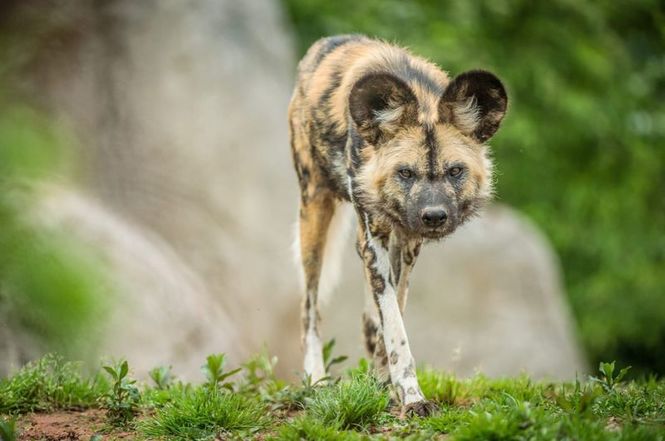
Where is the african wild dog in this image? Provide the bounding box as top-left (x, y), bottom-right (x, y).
top-left (288, 35), bottom-right (507, 416)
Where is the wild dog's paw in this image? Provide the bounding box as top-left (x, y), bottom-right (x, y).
top-left (401, 400), bottom-right (438, 418)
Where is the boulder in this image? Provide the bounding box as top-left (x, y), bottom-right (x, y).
top-left (323, 204), bottom-right (587, 379)
top-left (3, 0), bottom-right (586, 380)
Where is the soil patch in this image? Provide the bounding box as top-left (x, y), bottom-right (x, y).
top-left (18, 410), bottom-right (132, 440)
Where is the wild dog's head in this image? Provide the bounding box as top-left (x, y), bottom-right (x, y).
top-left (349, 70), bottom-right (507, 239)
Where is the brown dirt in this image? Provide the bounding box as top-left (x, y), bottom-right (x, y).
top-left (17, 410), bottom-right (134, 440)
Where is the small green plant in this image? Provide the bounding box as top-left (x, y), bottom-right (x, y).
top-left (241, 349), bottom-right (286, 395)
top-left (0, 417), bottom-right (17, 441)
top-left (322, 339), bottom-right (348, 375)
top-left (345, 358), bottom-right (371, 379)
top-left (271, 416), bottom-right (361, 441)
top-left (243, 352), bottom-right (276, 386)
top-left (418, 368), bottom-right (463, 405)
top-left (306, 373), bottom-right (390, 431)
top-left (554, 377), bottom-right (599, 415)
top-left (139, 387), bottom-right (268, 439)
top-left (590, 361), bottom-right (632, 392)
top-left (202, 354), bottom-right (241, 391)
top-left (102, 360), bottom-right (140, 426)
top-left (142, 381), bottom-right (193, 409)
top-left (148, 366), bottom-right (173, 390)
top-left (269, 374), bottom-right (323, 412)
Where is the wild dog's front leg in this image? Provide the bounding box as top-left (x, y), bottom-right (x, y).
top-left (361, 284), bottom-right (389, 382)
top-left (362, 234), bottom-right (422, 381)
top-left (394, 237), bottom-right (422, 314)
top-left (358, 218), bottom-right (435, 416)
top-left (298, 194), bottom-right (336, 382)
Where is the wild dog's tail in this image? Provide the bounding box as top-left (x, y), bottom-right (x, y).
top-left (292, 202), bottom-right (353, 305)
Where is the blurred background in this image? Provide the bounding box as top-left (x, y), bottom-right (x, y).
top-left (0, 0), bottom-right (663, 380)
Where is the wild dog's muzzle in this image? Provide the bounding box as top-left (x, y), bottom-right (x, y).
top-left (420, 206), bottom-right (447, 228)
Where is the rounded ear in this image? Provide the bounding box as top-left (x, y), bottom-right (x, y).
top-left (439, 70), bottom-right (508, 142)
top-left (349, 73), bottom-right (418, 145)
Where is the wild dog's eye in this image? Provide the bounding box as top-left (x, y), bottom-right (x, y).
top-left (397, 168), bottom-right (414, 180)
top-left (449, 166), bottom-right (464, 177)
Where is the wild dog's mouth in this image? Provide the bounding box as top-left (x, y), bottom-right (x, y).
top-left (422, 228), bottom-right (447, 239)
top-left (421, 225), bottom-right (456, 240)
top-left (399, 221), bottom-right (457, 240)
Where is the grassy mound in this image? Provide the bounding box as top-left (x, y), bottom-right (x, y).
top-left (1, 353), bottom-right (663, 440)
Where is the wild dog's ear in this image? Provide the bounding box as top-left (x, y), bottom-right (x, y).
top-left (439, 70), bottom-right (507, 142)
top-left (349, 73), bottom-right (418, 145)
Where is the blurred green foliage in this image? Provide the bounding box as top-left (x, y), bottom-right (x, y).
top-left (283, 0), bottom-right (665, 375)
top-left (0, 97), bottom-right (108, 361)
top-left (0, 3), bottom-right (111, 368)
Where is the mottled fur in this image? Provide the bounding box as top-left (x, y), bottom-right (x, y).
top-left (289, 35), bottom-right (507, 416)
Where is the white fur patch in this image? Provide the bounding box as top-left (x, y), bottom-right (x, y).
top-left (303, 326), bottom-right (325, 382)
top-left (453, 96), bottom-right (480, 135)
top-left (364, 233), bottom-right (425, 405)
top-left (373, 105), bottom-right (404, 131)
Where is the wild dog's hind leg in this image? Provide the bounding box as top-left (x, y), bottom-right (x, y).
top-left (298, 193), bottom-right (335, 382)
top-left (357, 218), bottom-right (436, 416)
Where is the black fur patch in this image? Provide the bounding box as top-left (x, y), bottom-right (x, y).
top-left (374, 333), bottom-right (388, 367)
top-left (348, 127), bottom-right (364, 171)
top-left (301, 294), bottom-right (312, 332)
top-left (360, 239), bottom-right (387, 295)
top-left (446, 161), bottom-right (468, 194)
top-left (403, 242), bottom-right (421, 266)
top-left (402, 61), bottom-right (446, 97)
top-left (310, 34), bottom-right (364, 70)
top-left (308, 121), bottom-right (348, 198)
top-left (349, 73), bottom-right (418, 145)
top-left (440, 69), bottom-right (507, 142)
top-left (424, 125), bottom-right (438, 180)
top-left (403, 360), bottom-right (416, 378)
top-left (362, 313), bottom-right (379, 356)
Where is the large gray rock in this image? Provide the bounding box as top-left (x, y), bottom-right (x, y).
top-left (34, 187), bottom-right (245, 379)
top-left (7, 0), bottom-right (301, 378)
top-left (323, 205), bottom-right (587, 379)
top-left (3, 0), bottom-right (585, 379)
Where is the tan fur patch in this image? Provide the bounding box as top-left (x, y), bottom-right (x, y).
top-left (434, 125), bottom-right (493, 201)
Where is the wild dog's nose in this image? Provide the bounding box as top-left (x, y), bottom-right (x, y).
top-left (421, 207), bottom-right (448, 227)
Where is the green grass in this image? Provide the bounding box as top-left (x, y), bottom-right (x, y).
top-left (1, 354), bottom-right (664, 440)
top-left (139, 388), bottom-right (268, 440)
top-left (0, 354), bottom-right (109, 414)
top-left (305, 373), bottom-right (390, 431)
top-left (270, 416), bottom-right (364, 441)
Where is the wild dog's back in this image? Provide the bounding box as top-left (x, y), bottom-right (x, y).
top-left (289, 34), bottom-right (369, 200)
